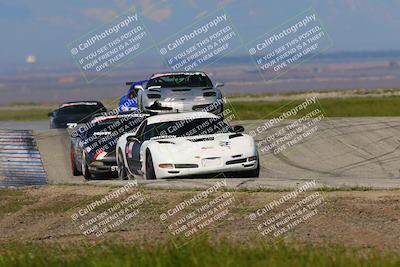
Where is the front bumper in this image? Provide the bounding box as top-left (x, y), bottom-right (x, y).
top-left (88, 157), bottom-right (117, 174)
top-left (144, 100), bottom-right (223, 115)
top-left (154, 156), bottom-right (258, 179)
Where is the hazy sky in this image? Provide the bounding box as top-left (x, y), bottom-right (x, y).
top-left (1, 0), bottom-right (400, 66)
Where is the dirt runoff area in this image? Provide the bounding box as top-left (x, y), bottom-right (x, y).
top-left (0, 185), bottom-right (399, 253)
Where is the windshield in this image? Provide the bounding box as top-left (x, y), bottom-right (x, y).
top-left (143, 117), bottom-right (232, 140)
top-left (146, 74), bottom-right (213, 89)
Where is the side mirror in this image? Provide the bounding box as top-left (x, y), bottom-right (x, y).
top-left (215, 82), bottom-right (224, 88)
top-left (47, 111), bottom-right (53, 117)
top-left (233, 125), bottom-right (245, 133)
top-left (134, 85), bottom-right (144, 92)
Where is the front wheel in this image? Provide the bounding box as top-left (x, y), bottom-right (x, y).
top-left (70, 144), bottom-right (81, 176)
top-left (145, 150), bottom-right (156, 180)
top-left (81, 152), bottom-right (92, 180)
top-left (117, 150), bottom-right (128, 180)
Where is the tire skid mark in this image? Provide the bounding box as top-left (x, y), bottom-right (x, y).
top-left (251, 118), bottom-right (400, 180)
top-left (332, 144), bottom-right (400, 173)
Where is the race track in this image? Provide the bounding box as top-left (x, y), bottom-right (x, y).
top-left (28, 117), bottom-right (400, 190)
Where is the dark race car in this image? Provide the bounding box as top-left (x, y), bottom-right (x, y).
top-left (48, 101), bottom-right (107, 128)
top-left (70, 112), bottom-right (148, 179)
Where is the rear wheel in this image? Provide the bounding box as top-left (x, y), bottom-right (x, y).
top-left (70, 144), bottom-right (81, 176)
top-left (81, 152), bottom-right (92, 180)
top-left (145, 150), bottom-right (156, 180)
top-left (117, 150), bottom-right (128, 180)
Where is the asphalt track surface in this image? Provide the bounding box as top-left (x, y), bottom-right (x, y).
top-left (19, 118), bottom-right (398, 190)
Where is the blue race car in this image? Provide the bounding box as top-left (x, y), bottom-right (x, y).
top-left (118, 80), bottom-right (148, 111)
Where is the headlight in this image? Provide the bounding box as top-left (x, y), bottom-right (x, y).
top-left (247, 156), bottom-right (257, 161)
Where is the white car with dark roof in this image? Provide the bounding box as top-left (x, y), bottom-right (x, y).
top-left (134, 71), bottom-right (225, 116)
top-left (116, 112), bottom-right (260, 180)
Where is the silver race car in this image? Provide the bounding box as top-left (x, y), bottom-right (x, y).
top-left (134, 71), bottom-right (225, 116)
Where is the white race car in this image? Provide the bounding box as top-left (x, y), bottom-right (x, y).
top-left (134, 72), bottom-right (225, 116)
top-left (116, 112), bottom-right (259, 180)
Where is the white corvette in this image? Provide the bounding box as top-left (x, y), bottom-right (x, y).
top-left (116, 112), bottom-right (259, 180)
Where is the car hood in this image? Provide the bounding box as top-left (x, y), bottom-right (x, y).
top-left (81, 134), bottom-right (119, 156)
top-left (149, 133), bottom-right (255, 159)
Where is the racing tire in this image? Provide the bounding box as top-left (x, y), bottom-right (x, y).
top-left (145, 150), bottom-right (156, 180)
top-left (117, 150), bottom-right (128, 180)
top-left (70, 144), bottom-right (81, 176)
top-left (81, 152), bottom-right (92, 180)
